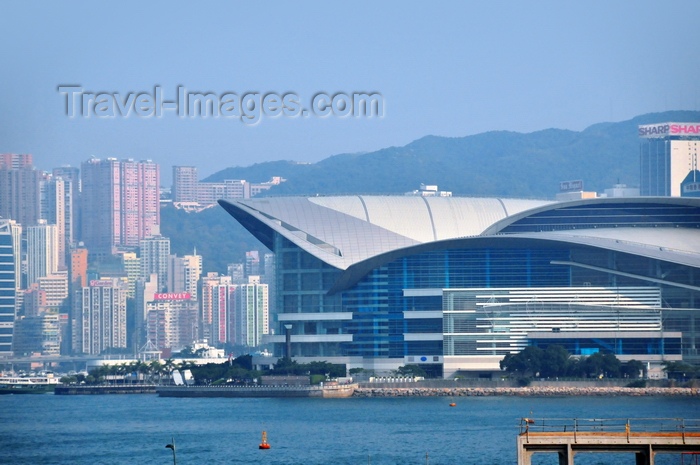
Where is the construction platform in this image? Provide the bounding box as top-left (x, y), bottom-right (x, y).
top-left (517, 417), bottom-right (700, 465)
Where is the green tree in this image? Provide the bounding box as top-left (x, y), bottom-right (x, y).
top-left (397, 364), bottom-right (427, 378)
top-left (500, 346), bottom-right (544, 377)
top-left (541, 345), bottom-right (571, 378)
top-left (271, 357), bottom-right (303, 375)
top-left (620, 359), bottom-right (644, 379)
top-left (663, 361), bottom-right (698, 381)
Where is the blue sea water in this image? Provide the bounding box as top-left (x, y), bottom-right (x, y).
top-left (0, 394), bottom-right (699, 464)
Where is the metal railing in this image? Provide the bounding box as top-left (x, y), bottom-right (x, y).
top-left (519, 417), bottom-right (700, 443)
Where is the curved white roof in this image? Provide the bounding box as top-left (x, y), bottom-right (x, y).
top-left (221, 196), bottom-right (551, 269)
top-left (516, 228), bottom-right (700, 268)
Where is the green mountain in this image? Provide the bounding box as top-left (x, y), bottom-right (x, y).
top-left (173, 110), bottom-right (700, 271)
top-left (204, 110), bottom-right (700, 198)
top-left (160, 204), bottom-right (265, 274)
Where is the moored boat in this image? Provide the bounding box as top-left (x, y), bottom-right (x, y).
top-left (156, 382), bottom-right (357, 398)
top-left (0, 376), bottom-right (60, 394)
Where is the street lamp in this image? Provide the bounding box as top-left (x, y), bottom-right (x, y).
top-left (165, 437), bottom-right (176, 465)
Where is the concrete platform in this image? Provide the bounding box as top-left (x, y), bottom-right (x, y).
top-left (517, 418), bottom-right (700, 465)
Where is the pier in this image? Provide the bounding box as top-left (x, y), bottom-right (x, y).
top-left (517, 418), bottom-right (700, 465)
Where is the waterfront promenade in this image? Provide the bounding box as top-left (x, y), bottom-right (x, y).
top-left (354, 386), bottom-right (700, 397)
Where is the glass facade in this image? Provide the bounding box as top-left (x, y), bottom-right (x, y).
top-left (0, 222), bottom-right (15, 355)
top-left (225, 197), bottom-right (700, 373)
top-left (273, 236), bottom-right (700, 365)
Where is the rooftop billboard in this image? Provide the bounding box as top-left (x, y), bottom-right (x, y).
top-left (638, 122), bottom-right (700, 139)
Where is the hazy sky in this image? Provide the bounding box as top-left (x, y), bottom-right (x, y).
top-left (1, 1), bottom-right (699, 184)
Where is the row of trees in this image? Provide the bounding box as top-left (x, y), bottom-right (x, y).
top-left (63, 356), bottom-right (348, 386)
top-left (499, 345), bottom-right (645, 379)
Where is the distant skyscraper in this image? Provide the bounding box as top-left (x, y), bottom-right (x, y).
top-left (168, 252), bottom-right (202, 298)
top-left (639, 122), bottom-right (700, 196)
top-left (26, 220), bottom-right (59, 287)
top-left (227, 262), bottom-right (245, 283)
top-left (12, 312), bottom-right (61, 356)
top-left (235, 276), bottom-right (269, 347)
top-left (0, 153), bottom-right (33, 170)
top-left (8, 220), bottom-right (21, 296)
top-left (36, 272), bottom-right (69, 311)
top-left (140, 234), bottom-right (170, 292)
top-left (69, 247), bottom-right (88, 290)
top-left (0, 220), bottom-right (17, 355)
top-left (78, 278), bottom-right (128, 355)
top-left (52, 166), bottom-right (81, 246)
top-left (80, 158), bottom-right (160, 257)
top-left (121, 252), bottom-right (140, 298)
top-left (135, 274), bottom-right (159, 348)
top-left (172, 166), bottom-right (198, 202)
top-left (0, 161), bottom-right (41, 227)
top-left (211, 281), bottom-right (236, 347)
top-left (199, 272), bottom-right (224, 342)
top-left (146, 294), bottom-right (197, 351)
top-left (41, 174), bottom-right (71, 269)
top-left (245, 250), bottom-right (260, 277)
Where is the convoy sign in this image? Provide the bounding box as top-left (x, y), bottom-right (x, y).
top-left (154, 292), bottom-right (192, 300)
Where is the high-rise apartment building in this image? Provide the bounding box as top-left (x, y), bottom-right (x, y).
top-left (23, 283), bottom-right (47, 317)
top-left (41, 174), bottom-right (71, 269)
top-left (200, 273), bottom-right (235, 346)
top-left (121, 252), bottom-right (140, 298)
top-left (227, 263), bottom-right (245, 283)
top-left (140, 234), bottom-right (170, 292)
top-left (245, 250), bottom-right (260, 277)
top-left (69, 247), bottom-right (88, 289)
top-left (211, 281), bottom-right (236, 347)
top-left (0, 220), bottom-right (17, 355)
top-left (52, 166), bottom-right (81, 247)
top-left (8, 220), bottom-right (22, 306)
top-left (26, 220), bottom-right (59, 287)
top-left (167, 252), bottom-right (202, 299)
top-left (78, 278), bottom-right (128, 355)
top-left (81, 158), bottom-right (160, 257)
top-left (0, 162), bottom-right (41, 228)
top-left (172, 166), bottom-right (198, 202)
top-left (235, 276), bottom-right (269, 347)
top-left (36, 272), bottom-right (69, 311)
top-left (0, 153), bottom-right (33, 170)
top-left (199, 272), bottom-right (220, 342)
top-left (146, 294), bottom-right (198, 351)
top-left (13, 312), bottom-right (61, 356)
top-left (639, 122), bottom-right (700, 196)
top-left (135, 273), bottom-right (159, 348)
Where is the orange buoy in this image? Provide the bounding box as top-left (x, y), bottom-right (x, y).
top-left (449, 402), bottom-right (456, 407)
top-left (259, 430), bottom-right (271, 449)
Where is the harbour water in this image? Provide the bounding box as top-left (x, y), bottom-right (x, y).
top-left (1, 394), bottom-right (699, 464)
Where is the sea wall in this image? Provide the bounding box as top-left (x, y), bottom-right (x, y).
top-left (55, 385), bottom-right (157, 395)
top-left (353, 386), bottom-right (700, 397)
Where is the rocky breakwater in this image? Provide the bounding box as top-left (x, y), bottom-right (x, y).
top-left (353, 386), bottom-right (700, 397)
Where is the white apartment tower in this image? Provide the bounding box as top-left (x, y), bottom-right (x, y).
top-left (140, 234), bottom-right (170, 292)
top-left (78, 278), bottom-right (128, 355)
top-left (167, 252), bottom-right (202, 299)
top-left (26, 220), bottom-right (59, 287)
top-left (235, 276), bottom-right (269, 347)
top-left (172, 166), bottom-right (198, 203)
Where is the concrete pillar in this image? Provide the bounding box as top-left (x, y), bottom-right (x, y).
top-left (635, 445), bottom-right (653, 465)
top-left (558, 444), bottom-right (574, 465)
